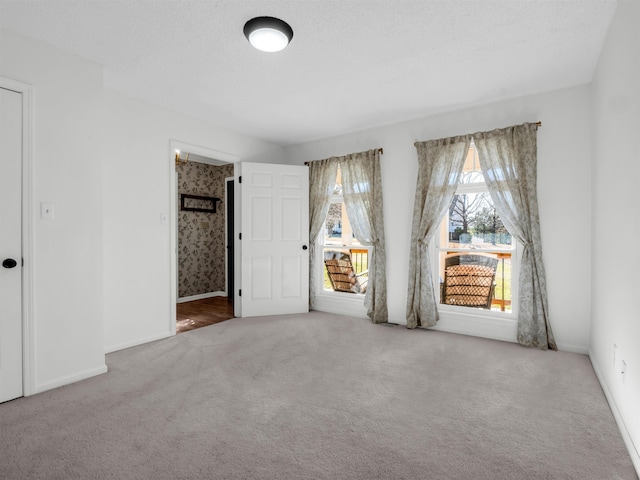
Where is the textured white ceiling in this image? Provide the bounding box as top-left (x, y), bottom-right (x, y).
top-left (0, 0), bottom-right (617, 146)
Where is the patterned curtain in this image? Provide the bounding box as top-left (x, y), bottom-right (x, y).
top-left (406, 135), bottom-right (471, 329)
top-left (308, 159), bottom-right (339, 308)
top-left (474, 123), bottom-right (557, 350)
top-left (341, 149), bottom-right (388, 323)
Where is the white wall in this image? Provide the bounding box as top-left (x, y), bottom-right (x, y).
top-left (0, 30), bottom-right (106, 392)
top-left (284, 85), bottom-right (592, 353)
top-left (590, 0), bottom-right (640, 471)
top-left (102, 90), bottom-right (284, 352)
top-left (0, 28), bottom-right (288, 385)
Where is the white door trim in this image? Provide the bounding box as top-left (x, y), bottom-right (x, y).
top-left (1, 77), bottom-right (35, 397)
top-left (168, 140), bottom-right (239, 335)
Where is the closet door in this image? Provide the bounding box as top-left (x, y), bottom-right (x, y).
top-left (0, 87), bottom-right (23, 403)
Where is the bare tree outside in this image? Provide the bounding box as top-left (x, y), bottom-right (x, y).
top-left (449, 192), bottom-right (488, 234)
top-left (326, 203), bottom-right (342, 237)
top-left (446, 169), bottom-right (512, 246)
top-left (472, 205), bottom-right (508, 245)
top-left (449, 170), bottom-right (487, 235)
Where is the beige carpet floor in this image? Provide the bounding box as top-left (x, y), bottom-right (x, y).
top-left (0, 311), bottom-right (636, 479)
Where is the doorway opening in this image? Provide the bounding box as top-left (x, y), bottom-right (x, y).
top-left (170, 144), bottom-right (238, 334)
top-left (176, 296), bottom-right (234, 333)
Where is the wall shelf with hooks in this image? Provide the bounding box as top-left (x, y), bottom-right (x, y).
top-left (180, 194), bottom-right (221, 213)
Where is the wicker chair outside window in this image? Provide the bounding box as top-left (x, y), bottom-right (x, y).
top-left (441, 254), bottom-right (498, 309)
top-left (324, 250), bottom-right (368, 294)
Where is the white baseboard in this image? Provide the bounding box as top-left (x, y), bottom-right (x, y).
top-left (590, 352), bottom-right (640, 476)
top-left (177, 291), bottom-right (226, 303)
top-left (555, 342), bottom-right (589, 355)
top-left (32, 364), bottom-right (108, 396)
top-left (104, 331), bottom-right (173, 354)
top-left (431, 312), bottom-right (588, 354)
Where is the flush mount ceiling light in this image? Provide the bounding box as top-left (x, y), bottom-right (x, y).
top-left (243, 16), bottom-right (293, 52)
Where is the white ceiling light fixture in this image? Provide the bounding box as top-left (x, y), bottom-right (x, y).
top-left (243, 16), bottom-right (293, 53)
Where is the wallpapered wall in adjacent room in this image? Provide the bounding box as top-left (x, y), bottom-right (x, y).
top-left (177, 161), bottom-right (234, 298)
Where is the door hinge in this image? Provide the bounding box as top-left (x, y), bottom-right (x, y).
top-left (239, 176), bottom-right (242, 183)
top-left (239, 232), bottom-right (242, 240)
top-left (239, 289), bottom-right (242, 297)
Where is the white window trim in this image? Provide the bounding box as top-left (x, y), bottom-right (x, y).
top-left (430, 235), bottom-right (520, 343)
top-left (311, 168), bottom-right (369, 319)
top-left (316, 230), bottom-right (371, 300)
top-left (318, 191), bottom-right (370, 297)
top-left (428, 174), bottom-right (521, 343)
top-left (313, 236), bottom-right (369, 318)
top-left (431, 238), bottom-right (519, 315)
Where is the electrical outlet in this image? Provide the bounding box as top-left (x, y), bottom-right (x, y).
top-left (621, 360), bottom-right (627, 385)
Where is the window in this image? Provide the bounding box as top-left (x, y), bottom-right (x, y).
top-left (320, 166), bottom-right (370, 295)
top-left (435, 143), bottom-right (516, 313)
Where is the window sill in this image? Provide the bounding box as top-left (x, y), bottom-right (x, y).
top-left (431, 307), bottom-right (518, 344)
top-left (312, 290), bottom-right (368, 319)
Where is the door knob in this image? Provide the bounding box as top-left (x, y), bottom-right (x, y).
top-left (302, 245), bottom-right (308, 250)
top-left (2, 258), bottom-right (18, 269)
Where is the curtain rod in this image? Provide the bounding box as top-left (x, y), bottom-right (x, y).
top-left (304, 147), bottom-right (383, 166)
top-left (302, 121), bottom-right (540, 167)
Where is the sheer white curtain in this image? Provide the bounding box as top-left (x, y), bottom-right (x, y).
top-left (475, 123), bottom-right (557, 350)
top-left (406, 135), bottom-right (471, 329)
top-left (308, 159), bottom-right (339, 309)
top-left (341, 149), bottom-right (388, 323)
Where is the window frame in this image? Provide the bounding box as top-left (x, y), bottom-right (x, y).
top-left (433, 170), bottom-right (520, 319)
top-left (316, 191), bottom-right (371, 300)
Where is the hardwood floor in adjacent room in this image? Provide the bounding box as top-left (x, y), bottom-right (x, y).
top-left (176, 296), bottom-right (234, 334)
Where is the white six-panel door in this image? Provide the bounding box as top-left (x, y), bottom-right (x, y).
top-left (0, 87), bottom-right (23, 403)
top-left (239, 162), bottom-right (309, 317)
